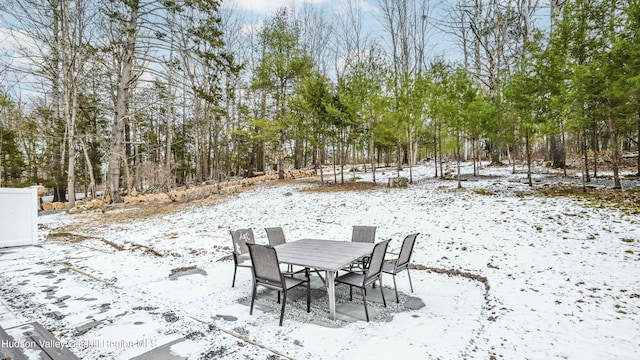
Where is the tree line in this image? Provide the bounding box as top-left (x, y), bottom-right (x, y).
top-left (0, 0), bottom-right (638, 205)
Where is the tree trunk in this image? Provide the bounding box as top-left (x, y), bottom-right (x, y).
top-left (607, 115), bottom-right (622, 189)
top-left (370, 116), bottom-right (376, 184)
top-left (278, 130), bottom-right (285, 179)
top-left (456, 129), bottom-right (462, 189)
top-left (472, 138), bottom-right (477, 176)
top-left (51, 2), bottom-right (66, 203)
top-left (593, 126), bottom-right (599, 178)
top-left (396, 132), bottom-right (403, 173)
top-left (433, 121), bottom-right (438, 177)
top-left (438, 121), bottom-right (444, 177)
top-left (490, 141), bottom-right (502, 166)
top-left (319, 136), bottom-right (325, 185)
top-left (583, 128), bottom-right (590, 182)
top-left (107, 4), bottom-right (138, 203)
top-left (408, 125), bottom-right (413, 183)
top-left (547, 134), bottom-right (565, 169)
top-left (80, 138), bottom-right (95, 199)
top-left (294, 133), bottom-right (303, 169)
top-left (637, 114), bottom-right (640, 176)
top-left (65, 87), bottom-right (76, 209)
top-left (526, 129), bottom-right (532, 187)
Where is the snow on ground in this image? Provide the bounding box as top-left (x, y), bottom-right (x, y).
top-left (1, 162), bottom-right (639, 359)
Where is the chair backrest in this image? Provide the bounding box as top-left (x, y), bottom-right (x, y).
top-left (364, 240), bottom-right (390, 284)
top-left (247, 243), bottom-right (283, 287)
top-left (230, 228), bottom-right (255, 255)
top-left (396, 233), bottom-right (419, 269)
top-left (352, 225), bottom-right (376, 243)
top-left (265, 227), bottom-right (286, 247)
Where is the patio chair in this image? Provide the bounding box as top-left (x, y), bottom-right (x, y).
top-left (265, 227), bottom-right (291, 272)
top-left (350, 225), bottom-right (377, 270)
top-left (247, 243), bottom-right (311, 326)
top-left (382, 233), bottom-right (419, 303)
top-left (351, 225), bottom-right (377, 243)
top-left (335, 239), bottom-right (390, 322)
top-left (265, 227), bottom-right (286, 246)
top-left (265, 227), bottom-right (326, 284)
top-left (230, 228), bottom-right (255, 287)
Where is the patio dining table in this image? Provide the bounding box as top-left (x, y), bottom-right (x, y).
top-left (274, 238), bottom-right (374, 320)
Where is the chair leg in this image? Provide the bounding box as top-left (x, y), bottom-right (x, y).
top-left (349, 285), bottom-right (353, 301)
top-left (361, 287), bottom-right (369, 322)
top-left (232, 265), bottom-right (237, 288)
top-left (250, 286), bottom-right (257, 315)
top-left (407, 268), bottom-right (414, 293)
top-left (379, 278), bottom-right (386, 308)
top-left (279, 291), bottom-right (287, 326)
top-left (277, 291), bottom-right (281, 304)
top-left (306, 279), bottom-right (311, 313)
top-left (392, 275), bottom-right (399, 303)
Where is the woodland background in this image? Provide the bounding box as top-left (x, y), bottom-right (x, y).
top-left (0, 0), bottom-right (639, 207)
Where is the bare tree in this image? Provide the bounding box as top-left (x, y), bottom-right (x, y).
top-left (6, 0), bottom-right (97, 207)
top-left (378, 0), bottom-right (433, 180)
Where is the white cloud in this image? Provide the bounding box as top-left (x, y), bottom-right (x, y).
top-left (334, 0), bottom-right (377, 14)
top-left (0, 26), bottom-right (40, 58)
top-left (224, 0), bottom-right (332, 14)
top-left (240, 19), bottom-right (264, 36)
top-left (0, 26), bottom-right (45, 101)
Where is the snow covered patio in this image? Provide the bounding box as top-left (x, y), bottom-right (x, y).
top-left (1, 162), bottom-right (639, 359)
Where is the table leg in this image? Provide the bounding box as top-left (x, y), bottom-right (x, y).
top-left (327, 270), bottom-right (336, 320)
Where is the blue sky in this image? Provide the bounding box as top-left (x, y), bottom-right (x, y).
top-left (223, 0), bottom-right (462, 64)
top-left (222, 0), bottom-right (553, 63)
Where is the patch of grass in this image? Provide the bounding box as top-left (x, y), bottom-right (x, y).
top-left (302, 181), bottom-right (383, 193)
top-left (538, 184), bottom-right (640, 214)
top-left (473, 188), bottom-right (495, 195)
top-left (622, 238), bottom-right (635, 243)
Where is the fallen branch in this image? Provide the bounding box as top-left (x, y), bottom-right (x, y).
top-left (54, 260), bottom-right (121, 289)
top-left (130, 243), bottom-right (164, 257)
top-left (189, 316), bottom-right (295, 360)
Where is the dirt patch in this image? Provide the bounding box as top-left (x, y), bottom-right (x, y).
top-left (47, 232), bottom-right (98, 244)
top-left (301, 181), bottom-right (384, 193)
top-left (47, 232), bottom-right (125, 251)
top-left (170, 265), bottom-right (197, 276)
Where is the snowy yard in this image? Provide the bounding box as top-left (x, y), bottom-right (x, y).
top-left (1, 162), bottom-right (639, 359)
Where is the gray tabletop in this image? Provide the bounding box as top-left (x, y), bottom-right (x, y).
top-left (275, 238), bottom-right (373, 271)
top-left (275, 238), bottom-right (375, 320)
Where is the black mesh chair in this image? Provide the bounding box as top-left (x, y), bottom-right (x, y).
top-left (351, 225), bottom-right (376, 243)
top-left (265, 227), bottom-right (291, 272)
top-left (265, 226), bottom-right (325, 284)
top-left (350, 225), bottom-right (377, 270)
top-left (382, 233), bottom-right (419, 303)
top-left (229, 228), bottom-right (255, 287)
top-left (335, 239), bottom-right (390, 322)
top-left (247, 243), bottom-right (310, 326)
top-left (265, 227), bottom-right (287, 247)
